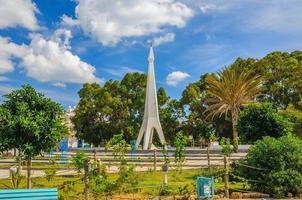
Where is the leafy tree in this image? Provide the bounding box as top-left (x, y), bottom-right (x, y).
top-left (159, 99), bottom-right (182, 143)
top-left (237, 103), bottom-right (292, 143)
top-left (71, 83), bottom-right (103, 146)
top-left (73, 72), bottom-right (179, 146)
top-left (0, 84), bottom-right (67, 188)
top-left (234, 135), bottom-right (302, 197)
top-left (280, 99), bottom-right (302, 138)
top-left (204, 67), bottom-right (262, 149)
top-left (232, 51), bottom-right (302, 108)
top-left (180, 74), bottom-right (232, 141)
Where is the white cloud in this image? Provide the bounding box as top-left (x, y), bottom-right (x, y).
top-left (0, 30), bottom-right (101, 85)
top-left (0, 37), bottom-right (27, 74)
top-left (61, 14), bottom-right (79, 26)
top-left (104, 66), bottom-right (143, 77)
top-left (166, 71), bottom-right (190, 86)
top-left (65, 0), bottom-right (193, 46)
top-left (183, 0), bottom-right (302, 33)
top-left (0, 76), bottom-right (9, 81)
top-left (52, 82), bottom-right (66, 88)
top-left (52, 28), bottom-right (72, 49)
top-left (0, 0), bottom-right (38, 30)
top-left (151, 33), bottom-right (175, 46)
top-left (23, 33), bottom-right (100, 84)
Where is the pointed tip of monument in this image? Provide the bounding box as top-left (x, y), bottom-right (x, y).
top-left (148, 44), bottom-right (154, 61)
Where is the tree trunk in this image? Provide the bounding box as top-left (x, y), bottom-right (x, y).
top-left (207, 146), bottom-right (210, 168)
top-left (93, 149), bottom-right (97, 162)
top-left (231, 111), bottom-right (239, 152)
top-left (231, 111), bottom-right (238, 139)
top-left (27, 158), bottom-right (32, 189)
top-left (224, 155), bottom-right (229, 198)
top-left (17, 150), bottom-right (22, 175)
top-left (84, 159), bottom-right (89, 200)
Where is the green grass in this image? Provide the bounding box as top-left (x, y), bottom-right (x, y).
top-left (0, 168), bottom-right (246, 199)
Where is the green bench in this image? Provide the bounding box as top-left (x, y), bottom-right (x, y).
top-left (0, 188), bottom-right (58, 200)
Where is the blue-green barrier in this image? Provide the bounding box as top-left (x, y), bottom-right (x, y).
top-left (0, 188), bottom-right (58, 200)
top-left (196, 176), bottom-right (214, 200)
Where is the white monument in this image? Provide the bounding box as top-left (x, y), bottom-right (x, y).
top-left (136, 46), bottom-right (165, 150)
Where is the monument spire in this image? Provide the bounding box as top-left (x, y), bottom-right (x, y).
top-left (136, 46), bottom-right (165, 150)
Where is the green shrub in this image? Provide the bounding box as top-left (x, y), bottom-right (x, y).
top-left (234, 135), bottom-right (302, 197)
top-left (71, 151), bottom-right (89, 174)
top-left (44, 168), bottom-right (57, 182)
top-left (220, 137), bottom-right (234, 156)
top-left (174, 131), bottom-right (188, 171)
top-left (280, 102), bottom-right (302, 138)
top-left (237, 103), bottom-right (291, 143)
top-left (116, 164), bottom-right (138, 193)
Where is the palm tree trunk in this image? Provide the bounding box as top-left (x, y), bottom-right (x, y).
top-left (231, 112), bottom-right (238, 139)
top-left (231, 111), bottom-right (239, 152)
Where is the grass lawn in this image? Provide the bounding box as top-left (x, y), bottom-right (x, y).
top-left (0, 168), bottom-right (246, 199)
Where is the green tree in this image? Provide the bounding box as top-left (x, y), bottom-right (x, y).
top-left (0, 84), bottom-right (67, 188)
top-left (237, 103), bottom-right (292, 143)
top-left (204, 67), bottom-right (262, 148)
top-left (280, 99), bottom-right (302, 138)
top-left (232, 51), bottom-right (302, 108)
top-left (73, 72), bottom-right (179, 146)
top-left (234, 135), bottom-right (302, 197)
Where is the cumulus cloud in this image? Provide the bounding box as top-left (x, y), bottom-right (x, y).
top-left (0, 30), bottom-right (100, 85)
top-left (52, 28), bottom-right (72, 49)
top-left (0, 37), bottom-right (27, 73)
top-left (166, 71), bottom-right (190, 86)
top-left (151, 33), bottom-right (175, 46)
top-left (64, 0), bottom-right (193, 46)
top-left (0, 0), bottom-right (38, 30)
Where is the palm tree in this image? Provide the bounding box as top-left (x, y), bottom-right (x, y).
top-left (204, 67), bottom-right (262, 145)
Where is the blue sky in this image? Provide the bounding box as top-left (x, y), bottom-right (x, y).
top-left (0, 0), bottom-right (302, 108)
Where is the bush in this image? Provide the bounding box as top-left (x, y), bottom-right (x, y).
top-left (220, 137), bottom-right (234, 156)
top-left (174, 131), bottom-right (188, 171)
top-left (234, 135), bottom-right (302, 197)
top-left (71, 151), bottom-right (89, 174)
top-left (237, 103), bottom-right (291, 143)
top-left (44, 168), bottom-right (57, 182)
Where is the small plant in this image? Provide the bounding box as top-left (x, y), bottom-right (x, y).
top-left (178, 184), bottom-right (191, 196)
top-left (159, 185), bottom-right (172, 196)
top-left (174, 131), bottom-right (188, 171)
top-left (106, 133), bottom-right (129, 164)
top-left (89, 162), bottom-right (114, 199)
top-left (71, 151), bottom-right (89, 175)
top-left (106, 134), bottom-right (138, 194)
top-left (116, 164), bottom-right (138, 193)
top-left (220, 137), bottom-right (234, 156)
top-left (10, 169), bottom-right (25, 189)
top-left (44, 168), bottom-right (57, 182)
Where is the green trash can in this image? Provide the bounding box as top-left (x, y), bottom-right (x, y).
top-left (196, 176), bottom-right (214, 200)
top-left (130, 140), bottom-right (136, 151)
